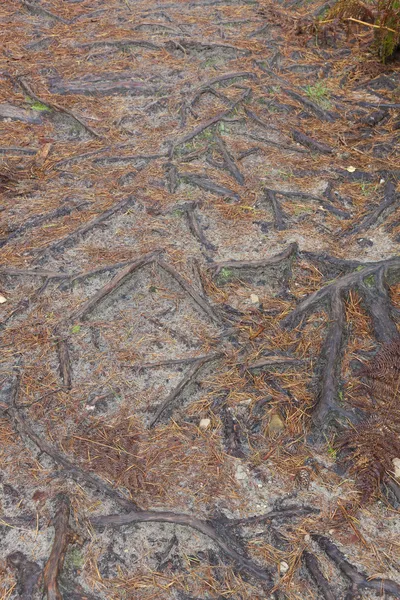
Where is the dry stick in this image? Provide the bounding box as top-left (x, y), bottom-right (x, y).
top-left (214, 134), bottom-right (245, 185)
top-left (90, 510), bottom-right (273, 585)
top-left (5, 377), bottom-right (139, 511)
top-left (303, 551), bottom-right (336, 600)
top-left (265, 188), bottom-right (285, 231)
top-left (56, 339), bottom-right (72, 389)
top-left (14, 77), bottom-right (102, 139)
top-left (312, 534), bottom-right (400, 598)
top-left (282, 256), bottom-right (400, 329)
top-left (6, 552), bottom-right (42, 599)
top-left (149, 353), bottom-right (221, 428)
top-left (212, 242), bottom-right (298, 276)
top-left (184, 204), bottom-right (216, 252)
top-left (70, 252), bottom-right (157, 322)
top-left (341, 180), bottom-right (398, 238)
top-left (359, 266), bottom-right (399, 343)
top-left (33, 195), bottom-right (137, 264)
top-left (157, 258), bottom-right (221, 323)
top-left (43, 495), bottom-right (71, 600)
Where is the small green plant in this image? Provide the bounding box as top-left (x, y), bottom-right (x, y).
top-left (364, 274), bottom-right (376, 287)
top-left (64, 547), bottom-right (85, 571)
top-left (305, 82), bottom-right (331, 108)
top-left (30, 101), bottom-right (50, 112)
top-left (217, 267), bottom-right (234, 284)
top-left (71, 325), bottom-right (81, 334)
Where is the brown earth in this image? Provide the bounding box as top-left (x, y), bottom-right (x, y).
top-left (1, 0), bottom-right (400, 598)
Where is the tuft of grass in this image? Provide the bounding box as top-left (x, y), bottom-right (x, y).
top-left (305, 82), bottom-right (331, 108)
top-left (217, 267), bottom-right (234, 284)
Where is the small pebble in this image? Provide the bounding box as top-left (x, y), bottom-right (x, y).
top-left (304, 534), bottom-right (311, 543)
top-left (0, 295), bottom-right (7, 304)
top-left (235, 463), bottom-right (247, 481)
top-left (199, 418), bottom-right (211, 430)
top-left (250, 293), bottom-right (259, 304)
top-left (268, 413), bottom-right (285, 436)
top-left (280, 561), bottom-right (289, 574)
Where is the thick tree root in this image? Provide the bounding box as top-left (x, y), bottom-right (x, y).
top-left (90, 510), bottom-right (274, 586)
top-left (43, 495), bottom-right (72, 600)
top-left (313, 534), bottom-right (400, 598)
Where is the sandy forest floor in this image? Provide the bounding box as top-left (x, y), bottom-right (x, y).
top-left (1, 0), bottom-right (400, 598)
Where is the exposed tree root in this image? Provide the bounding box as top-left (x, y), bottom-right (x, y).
top-left (184, 203), bottom-right (217, 252)
top-left (341, 180), bottom-right (398, 238)
top-left (69, 252), bottom-right (158, 322)
top-left (227, 505), bottom-right (319, 527)
top-left (157, 259), bottom-right (221, 323)
top-left (211, 242), bottom-right (298, 282)
top-left (55, 338), bottom-right (72, 390)
top-left (149, 353), bottom-right (222, 427)
top-left (292, 129), bottom-right (333, 154)
top-left (313, 290), bottom-right (348, 426)
top-left (359, 265), bottom-right (399, 343)
top-left (90, 510), bottom-right (274, 586)
top-left (214, 134), bottom-right (245, 185)
top-left (283, 256), bottom-right (400, 329)
top-left (43, 495), bottom-right (72, 600)
top-left (3, 377), bottom-right (140, 512)
top-left (303, 551), bottom-right (336, 600)
top-left (179, 171), bottom-right (240, 201)
top-left (264, 188), bottom-right (286, 230)
top-left (12, 76), bottom-right (102, 139)
top-left (34, 196), bottom-right (138, 264)
top-left (313, 534), bottom-right (400, 598)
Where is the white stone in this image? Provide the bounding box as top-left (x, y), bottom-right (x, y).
top-left (280, 561), bottom-right (289, 574)
top-left (393, 457), bottom-right (400, 480)
top-left (235, 464), bottom-right (248, 481)
top-left (250, 294), bottom-right (259, 304)
top-left (0, 295), bottom-right (7, 304)
top-left (199, 418), bottom-right (211, 430)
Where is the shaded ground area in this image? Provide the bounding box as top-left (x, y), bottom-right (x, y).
top-left (1, 0), bottom-right (400, 598)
